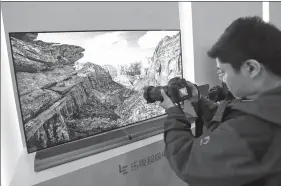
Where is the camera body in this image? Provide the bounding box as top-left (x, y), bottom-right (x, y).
top-left (143, 77), bottom-right (193, 104)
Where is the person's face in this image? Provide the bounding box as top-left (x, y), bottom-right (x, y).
top-left (216, 58), bottom-right (259, 98)
top-left (217, 68), bottom-right (224, 82)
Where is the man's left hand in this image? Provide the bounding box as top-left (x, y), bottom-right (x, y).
top-left (159, 89), bottom-right (176, 110)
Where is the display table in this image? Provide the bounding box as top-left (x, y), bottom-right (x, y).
top-left (9, 132), bottom-right (189, 186)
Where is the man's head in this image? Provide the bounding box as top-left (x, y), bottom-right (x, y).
top-left (208, 16), bottom-right (281, 99)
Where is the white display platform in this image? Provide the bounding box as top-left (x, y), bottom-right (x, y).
top-left (10, 130), bottom-right (194, 186)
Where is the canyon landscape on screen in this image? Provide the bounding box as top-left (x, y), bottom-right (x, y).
top-left (9, 30), bottom-right (182, 152)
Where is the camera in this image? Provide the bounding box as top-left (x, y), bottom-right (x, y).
top-left (143, 77), bottom-right (193, 104)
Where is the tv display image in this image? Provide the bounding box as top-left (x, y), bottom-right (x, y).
top-left (9, 30), bottom-right (182, 153)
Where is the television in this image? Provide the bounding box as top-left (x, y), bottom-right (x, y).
top-left (9, 30), bottom-right (183, 158)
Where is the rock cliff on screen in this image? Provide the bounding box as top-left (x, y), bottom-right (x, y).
top-left (9, 31), bottom-right (182, 152)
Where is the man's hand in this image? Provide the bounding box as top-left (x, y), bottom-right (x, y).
top-left (159, 80), bottom-right (200, 110)
top-left (185, 81), bottom-right (200, 104)
top-left (159, 89), bottom-right (176, 110)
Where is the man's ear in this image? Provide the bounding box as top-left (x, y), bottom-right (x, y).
top-left (241, 59), bottom-right (262, 78)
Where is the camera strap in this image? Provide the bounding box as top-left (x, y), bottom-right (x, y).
top-left (207, 100), bottom-right (232, 131)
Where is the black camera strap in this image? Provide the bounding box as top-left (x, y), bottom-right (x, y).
top-left (207, 100), bottom-right (232, 131)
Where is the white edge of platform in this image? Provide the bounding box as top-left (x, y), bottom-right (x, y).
top-left (11, 123), bottom-right (195, 186)
top-left (11, 133), bottom-right (164, 186)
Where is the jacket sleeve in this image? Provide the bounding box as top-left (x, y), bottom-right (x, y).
top-left (164, 107), bottom-right (268, 186)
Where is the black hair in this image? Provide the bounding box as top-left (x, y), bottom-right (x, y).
top-left (208, 16), bottom-right (281, 77)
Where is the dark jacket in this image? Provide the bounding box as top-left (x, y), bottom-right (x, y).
top-left (164, 86), bottom-right (281, 186)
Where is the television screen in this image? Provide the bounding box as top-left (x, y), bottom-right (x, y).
top-left (9, 30), bottom-right (182, 153)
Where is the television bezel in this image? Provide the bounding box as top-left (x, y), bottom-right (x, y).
top-left (8, 29), bottom-right (183, 168)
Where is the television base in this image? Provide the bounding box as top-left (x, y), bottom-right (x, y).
top-left (34, 115), bottom-right (166, 172)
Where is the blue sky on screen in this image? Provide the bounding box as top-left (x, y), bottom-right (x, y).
top-left (37, 31), bottom-right (179, 67)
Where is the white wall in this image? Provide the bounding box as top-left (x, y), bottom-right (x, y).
top-left (179, 2), bottom-right (195, 83)
top-left (270, 2), bottom-right (281, 30)
top-left (191, 2), bottom-right (263, 87)
top-left (1, 12), bottom-right (24, 186)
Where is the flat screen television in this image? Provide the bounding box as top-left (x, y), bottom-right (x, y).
top-left (9, 30), bottom-right (183, 154)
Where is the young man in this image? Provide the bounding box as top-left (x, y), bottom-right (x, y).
top-left (160, 16), bottom-right (281, 186)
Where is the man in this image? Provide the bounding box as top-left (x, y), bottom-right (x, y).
top-left (160, 16), bottom-right (281, 186)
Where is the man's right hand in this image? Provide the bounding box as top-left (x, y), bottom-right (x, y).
top-left (185, 81), bottom-right (201, 104)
